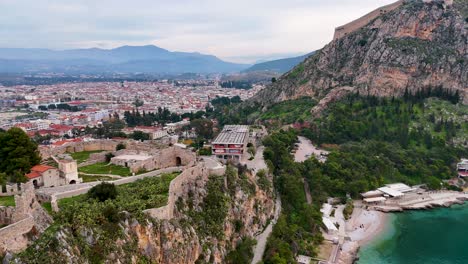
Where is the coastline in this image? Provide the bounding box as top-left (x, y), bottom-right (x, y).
top-left (347, 208), bottom-right (389, 247)
top-left (337, 205), bottom-right (390, 264)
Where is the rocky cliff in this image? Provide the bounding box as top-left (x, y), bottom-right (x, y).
top-left (8, 166), bottom-right (275, 264)
top-left (251, 0), bottom-right (468, 111)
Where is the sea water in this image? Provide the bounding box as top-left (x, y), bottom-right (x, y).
top-left (357, 203), bottom-right (468, 264)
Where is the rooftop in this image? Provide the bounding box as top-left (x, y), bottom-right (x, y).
top-left (212, 125), bottom-right (249, 145)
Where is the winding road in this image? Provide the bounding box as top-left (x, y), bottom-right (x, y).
top-left (245, 146), bottom-right (282, 264)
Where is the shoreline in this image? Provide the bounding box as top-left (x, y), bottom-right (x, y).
top-left (337, 206), bottom-right (390, 264)
top-left (348, 198), bottom-right (468, 264)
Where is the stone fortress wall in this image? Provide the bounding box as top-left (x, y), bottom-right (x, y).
top-left (40, 139), bottom-right (119, 159)
top-left (0, 183), bottom-right (23, 197)
top-left (333, 0), bottom-right (404, 40)
top-left (0, 182), bottom-right (52, 255)
top-left (112, 146), bottom-right (196, 173)
top-left (144, 160), bottom-right (226, 220)
top-left (333, 0), bottom-right (453, 41)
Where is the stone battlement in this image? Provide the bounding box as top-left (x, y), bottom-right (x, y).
top-left (333, 0), bottom-right (404, 40)
top-left (333, 0), bottom-right (453, 41)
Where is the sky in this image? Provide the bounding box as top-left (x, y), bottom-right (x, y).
top-left (0, 0), bottom-right (396, 63)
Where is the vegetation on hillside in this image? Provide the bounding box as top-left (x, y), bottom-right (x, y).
top-left (17, 173), bottom-right (178, 263)
top-left (259, 92), bottom-right (466, 262)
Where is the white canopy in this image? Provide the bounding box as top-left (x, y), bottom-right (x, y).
top-left (364, 197), bottom-right (386, 203)
top-left (322, 217), bottom-right (338, 232)
top-left (378, 187), bottom-right (404, 197)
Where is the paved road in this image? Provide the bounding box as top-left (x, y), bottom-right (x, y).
top-left (244, 146), bottom-right (268, 173)
top-left (249, 146), bottom-right (282, 264)
top-left (294, 136), bottom-right (328, 163)
top-left (251, 195), bottom-right (281, 264)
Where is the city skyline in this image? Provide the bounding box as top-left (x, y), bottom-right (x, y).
top-left (1, 0), bottom-right (396, 63)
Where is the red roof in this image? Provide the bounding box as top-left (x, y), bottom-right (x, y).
top-left (50, 124), bottom-right (73, 131)
top-left (30, 164), bottom-right (56, 173)
top-left (26, 164), bottom-right (57, 179)
top-left (26, 171), bottom-right (41, 179)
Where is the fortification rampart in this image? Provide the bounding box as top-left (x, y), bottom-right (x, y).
top-left (145, 160), bottom-right (226, 220)
top-left (0, 181), bottom-right (53, 255)
top-left (0, 206), bottom-right (14, 226)
top-left (333, 0), bottom-right (404, 40)
top-left (333, 0), bottom-right (454, 40)
top-left (0, 216), bottom-right (35, 255)
top-left (40, 139), bottom-right (119, 159)
top-left (0, 183), bottom-right (22, 197)
top-left (48, 167), bottom-right (184, 211)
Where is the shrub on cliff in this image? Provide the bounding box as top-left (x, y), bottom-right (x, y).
top-left (88, 182), bottom-right (117, 202)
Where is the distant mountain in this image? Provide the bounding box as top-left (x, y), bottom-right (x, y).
top-left (0, 45), bottom-right (249, 74)
top-left (243, 52), bottom-right (314, 74)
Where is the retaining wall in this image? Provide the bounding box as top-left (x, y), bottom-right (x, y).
top-left (50, 167), bottom-right (184, 212)
top-left (145, 161), bottom-right (225, 220)
top-left (0, 206), bottom-right (14, 226)
top-left (333, 0), bottom-right (404, 40)
top-left (0, 216), bottom-right (35, 254)
top-left (0, 183), bottom-right (22, 197)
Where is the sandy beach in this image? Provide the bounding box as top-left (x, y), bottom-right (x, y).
top-left (346, 206), bottom-right (389, 246)
top-left (335, 204), bottom-right (389, 264)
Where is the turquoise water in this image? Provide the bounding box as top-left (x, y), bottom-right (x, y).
top-left (357, 204), bottom-right (468, 264)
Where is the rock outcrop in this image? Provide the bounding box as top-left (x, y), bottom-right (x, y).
top-left (251, 0), bottom-right (467, 112)
top-left (8, 166), bottom-right (275, 264)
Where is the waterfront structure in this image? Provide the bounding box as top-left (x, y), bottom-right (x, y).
top-left (212, 125), bottom-right (250, 163)
top-left (457, 159), bottom-right (468, 177)
top-left (362, 183), bottom-right (418, 203)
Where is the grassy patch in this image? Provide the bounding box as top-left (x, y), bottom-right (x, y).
top-left (70, 150), bottom-right (103, 163)
top-left (41, 202), bottom-right (53, 214)
top-left (260, 97), bottom-right (316, 124)
top-left (79, 174), bottom-right (114, 183)
top-left (0, 196), bottom-right (15, 207)
top-left (79, 162), bottom-right (131, 176)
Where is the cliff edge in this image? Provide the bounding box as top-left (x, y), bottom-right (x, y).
top-left (251, 0), bottom-right (468, 111)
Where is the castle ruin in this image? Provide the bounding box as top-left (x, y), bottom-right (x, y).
top-left (333, 0), bottom-right (453, 40)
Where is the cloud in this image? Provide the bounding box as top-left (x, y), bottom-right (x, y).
top-left (0, 0), bottom-right (396, 63)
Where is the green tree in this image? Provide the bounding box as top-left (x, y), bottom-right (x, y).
top-left (190, 119), bottom-right (214, 140)
top-left (133, 98), bottom-right (144, 109)
top-left (116, 142), bottom-right (126, 151)
top-left (0, 128), bottom-right (41, 183)
top-left (131, 131), bottom-right (150, 141)
top-left (88, 182), bottom-right (118, 202)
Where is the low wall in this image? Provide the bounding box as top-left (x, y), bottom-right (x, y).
top-left (0, 216), bottom-right (35, 254)
top-left (144, 161), bottom-right (224, 220)
top-left (0, 184), bottom-right (22, 197)
top-left (50, 167), bottom-right (183, 212)
top-left (0, 206), bottom-right (14, 226)
top-left (40, 140), bottom-right (119, 159)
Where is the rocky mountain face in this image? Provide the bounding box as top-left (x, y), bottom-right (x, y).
top-left (9, 167), bottom-right (274, 264)
top-left (251, 0), bottom-right (468, 111)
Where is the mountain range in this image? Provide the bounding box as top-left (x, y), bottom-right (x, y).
top-left (0, 45), bottom-right (249, 74)
top-left (243, 52), bottom-right (315, 74)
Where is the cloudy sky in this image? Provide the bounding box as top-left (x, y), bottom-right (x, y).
top-left (0, 0), bottom-right (395, 63)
